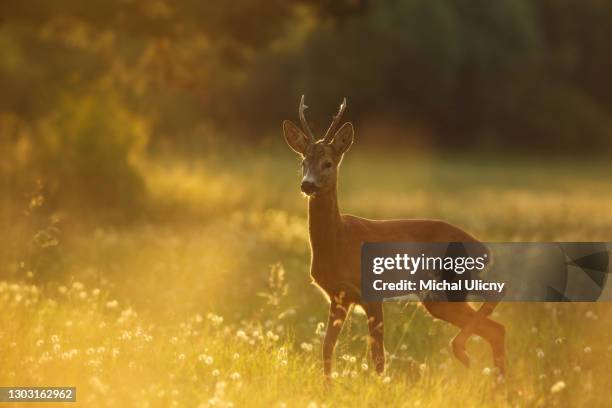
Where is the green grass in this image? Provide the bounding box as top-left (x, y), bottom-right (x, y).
top-left (1, 149), bottom-right (612, 407)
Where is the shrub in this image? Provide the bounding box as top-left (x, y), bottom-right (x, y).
top-left (6, 89), bottom-right (149, 216)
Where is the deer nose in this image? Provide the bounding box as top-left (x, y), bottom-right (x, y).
top-left (300, 180), bottom-right (319, 195)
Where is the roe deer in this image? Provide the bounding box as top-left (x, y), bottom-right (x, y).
top-left (282, 96), bottom-right (505, 377)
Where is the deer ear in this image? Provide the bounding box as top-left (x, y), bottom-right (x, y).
top-left (283, 120), bottom-right (309, 155)
top-left (331, 122), bottom-right (354, 154)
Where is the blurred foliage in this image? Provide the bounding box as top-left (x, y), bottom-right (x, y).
top-left (1, 0), bottom-right (612, 212)
top-left (245, 0), bottom-right (612, 148)
top-left (1, 88), bottom-right (147, 214)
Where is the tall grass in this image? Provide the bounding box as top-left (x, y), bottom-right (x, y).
top-left (1, 150), bottom-right (611, 407)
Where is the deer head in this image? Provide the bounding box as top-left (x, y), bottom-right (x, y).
top-left (282, 95), bottom-right (354, 196)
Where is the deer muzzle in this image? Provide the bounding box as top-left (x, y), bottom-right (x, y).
top-left (300, 180), bottom-right (319, 195)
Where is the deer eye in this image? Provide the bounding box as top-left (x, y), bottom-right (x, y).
top-left (322, 161), bottom-right (333, 169)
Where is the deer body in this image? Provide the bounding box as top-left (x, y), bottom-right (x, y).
top-left (308, 198), bottom-right (481, 294)
top-left (283, 96), bottom-right (505, 378)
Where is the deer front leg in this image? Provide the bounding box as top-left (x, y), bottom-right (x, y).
top-left (363, 302), bottom-right (385, 374)
top-left (323, 297), bottom-right (349, 377)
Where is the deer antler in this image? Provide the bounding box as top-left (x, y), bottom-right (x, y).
top-left (322, 97), bottom-right (347, 143)
top-left (299, 95), bottom-right (315, 142)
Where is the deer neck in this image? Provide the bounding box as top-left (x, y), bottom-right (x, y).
top-left (307, 185), bottom-right (342, 258)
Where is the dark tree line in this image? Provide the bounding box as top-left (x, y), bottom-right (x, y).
top-left (2, 0), bottom-right (611, 150)
top-left (243, 0), bottom-right (612, 150)
top-left (1, 0), bottom-right (611, 211)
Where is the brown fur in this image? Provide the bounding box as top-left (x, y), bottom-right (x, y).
top-left (283, 99), bottom-right (505, 377)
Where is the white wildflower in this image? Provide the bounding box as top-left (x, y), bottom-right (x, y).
top-left (300, 342), bottom-right (313, 352)
top-left (550, 380), bottom-right (566, 394)
top-left (106, 300), bottom-right (118, 309)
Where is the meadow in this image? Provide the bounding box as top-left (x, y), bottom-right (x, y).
top-left (1, 147), bottom-right (612, 407)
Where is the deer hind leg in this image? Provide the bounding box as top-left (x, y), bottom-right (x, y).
top-left (362, 302), bottom-right (385, 374)
top-left (422, 301), bottom-right (505, 373)
top-left (451, 301), bottom-right (500, 364)
top-left (323, 294), bottom-right (350, 377)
